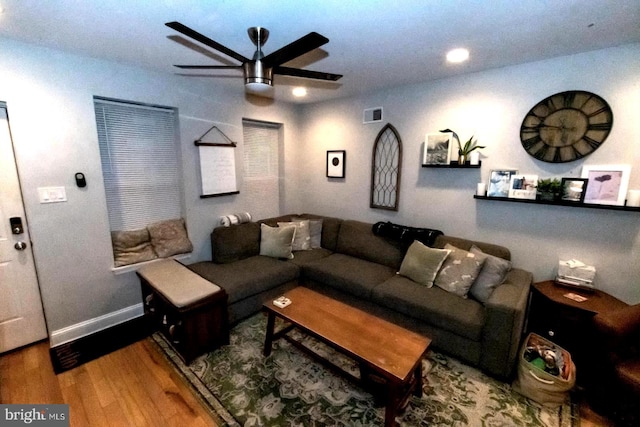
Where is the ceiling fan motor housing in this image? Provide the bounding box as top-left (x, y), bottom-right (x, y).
top-left (244, 60), bottom-right (273, 87)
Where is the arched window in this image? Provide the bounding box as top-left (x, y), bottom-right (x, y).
top-left (370, 124), bottom-right (402, 210)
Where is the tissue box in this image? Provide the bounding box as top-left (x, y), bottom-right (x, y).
top-left (558, 259), bottom-right (596, 282)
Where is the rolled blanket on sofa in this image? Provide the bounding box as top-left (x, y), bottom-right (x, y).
top-left (220, 212), bottom-right (252, 227)
top-left (372, 221), bottom-right (443, 250)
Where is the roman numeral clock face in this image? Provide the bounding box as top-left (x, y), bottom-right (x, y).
top-left (520, 90), bottom-right (613, 163)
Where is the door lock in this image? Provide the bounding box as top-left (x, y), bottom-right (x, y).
top-left (10, 217), bottom-right (24, 234)
top-left (14, 241), bottom-right (27, 251)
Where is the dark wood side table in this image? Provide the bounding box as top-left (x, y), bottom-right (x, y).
top-left (526, 280), bottom-right (628, 385)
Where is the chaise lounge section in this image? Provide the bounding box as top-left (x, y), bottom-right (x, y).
top-left (187, 213), bottom-right (532, 379)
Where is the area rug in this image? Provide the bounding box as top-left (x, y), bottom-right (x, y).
top-left (151, 313), bottom-right (579, 426)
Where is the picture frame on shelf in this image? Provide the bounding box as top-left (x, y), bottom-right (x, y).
top-left (581, 165), bottom-right (631, 206)
top-left (326, 150), bottom-right (346, 178)
top-left (561, 178), bottom-right (588, 203)
top-left (508, 174), bottom-right (538, 199)
top-left (423, 132), bottom-right (452, 165)
top-left (487, 169), bottom-right (518, 197)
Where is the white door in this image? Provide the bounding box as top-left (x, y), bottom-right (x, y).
top-left (0, 105), bottom-right (48, 352)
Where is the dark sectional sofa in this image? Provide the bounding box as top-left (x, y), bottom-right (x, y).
top-left (187, 213), bottom-right (532, 379)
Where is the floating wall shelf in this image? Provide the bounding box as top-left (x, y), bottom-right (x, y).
top-left (474, 195), bottom-right (640, 212)
top-left (422, 161), bottom-right (481, 169)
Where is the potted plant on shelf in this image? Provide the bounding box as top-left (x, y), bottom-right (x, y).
top-left (536, 178), bottom-right (562, 201)
top-left (440, 128), bottom-right (485, 164)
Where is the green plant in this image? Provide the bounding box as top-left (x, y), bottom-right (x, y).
top-left (537, 178), bottom-right (562, 194)
top-left (440, 128), bottom-right (485, 156)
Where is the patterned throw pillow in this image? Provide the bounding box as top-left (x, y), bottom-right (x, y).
top-left (434, 243), bottom-right (487, 298)
top-left (147, 218), bottom-right (193, 258)
top-left (398, 240), bottom-right (451, 287)
top-left (278, 220), bottom-right (311, 251)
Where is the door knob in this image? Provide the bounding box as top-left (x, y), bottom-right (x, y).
top-left (14, 241), bottom-right (27, 250)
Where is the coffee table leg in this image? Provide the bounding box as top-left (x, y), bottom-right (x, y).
top-left (263, 312), bottom-right (275, 356)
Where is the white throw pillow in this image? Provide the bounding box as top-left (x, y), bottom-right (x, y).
top-left (260, 223), bottom-right (296, 259)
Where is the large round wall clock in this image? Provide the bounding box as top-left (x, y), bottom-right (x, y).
top-left (519, 90), bottom-right (613, 163)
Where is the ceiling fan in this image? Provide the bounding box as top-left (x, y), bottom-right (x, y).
top-left (165, 21), bottom-right (343, 95)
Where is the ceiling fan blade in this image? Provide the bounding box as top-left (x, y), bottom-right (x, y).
top-left (174, 65), bottom-right (242, 70)
top-left (274, 66), bottom-right (342, 81)
top-left (166, 21), bottom-right (250, 64)
top-left (262, 32), bottom-right (329, 67)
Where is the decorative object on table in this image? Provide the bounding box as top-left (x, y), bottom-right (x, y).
top-left (508, 174), bottom-right (538, 200)
top-left (476, 182), bottom-right (487, 196)
top-left (581, 164), bottom-right (631, 206)
top-left (520, 90), bottom-right (613, 163)
top-left (627, 189), bottom-right (640, 207)
top-left (439, 128), bottom-right (485, 164)
top-left (556, 259), bottom-right (596, 290)
top-left (423, 132), bottom-right (452, 165)
top-left (487, 169), bottom-right (518, 197)
top-left (469, 150), bottom-right (481, 165)
top-left (371, 123), bottom-right (402, 211)
top-left (560, 178), bottom-right (588, 203)
top-left (536, 178), bottom-right (562, 201)
top-left (326, 150), bottom-right (346, 178)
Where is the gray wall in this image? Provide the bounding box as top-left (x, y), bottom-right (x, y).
top-left (0, 38), bottom-right (303, 339)
top-left (297, 43), bottom-right (640, 304)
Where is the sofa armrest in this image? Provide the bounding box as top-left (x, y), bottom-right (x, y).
top-left (479, 268), bottom-right (532, 379)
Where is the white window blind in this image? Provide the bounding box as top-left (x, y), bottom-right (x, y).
top-left (94, 98), bottom-right (182, 231)
top-left (242, 119), bottom-right (281, 219)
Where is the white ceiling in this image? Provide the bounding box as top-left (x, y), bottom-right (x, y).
top-left (1, 0), bottom-right (639, 104)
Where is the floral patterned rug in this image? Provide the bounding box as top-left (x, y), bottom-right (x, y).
top-left (152, 313), bottom-right (578, 427)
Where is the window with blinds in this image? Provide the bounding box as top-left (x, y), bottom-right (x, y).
top-left (94, 97), bottom-right (182, 232)
top-left (242, 119), bottom-right (282, 219)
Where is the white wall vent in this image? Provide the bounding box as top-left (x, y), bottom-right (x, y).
top-left (363, 107), bottom-right (383, 124)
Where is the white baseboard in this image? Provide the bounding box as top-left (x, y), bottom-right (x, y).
top-left (49, 303), bottom-right (144, 347)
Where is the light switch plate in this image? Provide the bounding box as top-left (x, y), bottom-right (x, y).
top-left (38, 186), bottom-right (67, 203)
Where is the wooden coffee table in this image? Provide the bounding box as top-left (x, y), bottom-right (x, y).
top-left (263, 286), bottom-right (431, 427)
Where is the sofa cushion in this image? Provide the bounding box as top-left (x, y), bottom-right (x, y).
top-left (434, 243), bottom-right (487, 298)
top-left (335, 220), bottom-right (404, 269)
top-left (372, 275), bottom-right (485, 341)
top-left (111, 228), bottom-right (157, 267)
top-left (469, 245), bottom-right (512, 303)
top-left (187, 257), bottom-right (299, 304)
top-left (287, 247), bottom-right (333, 267)
top-left (260, 214), bottom-right (342, 252)
top-left (302, 253), bottom-right (396, 299)
top-left (211, 222), bottom-right (260, 264)
top-left (398, 241), bottom-right (450, 287)
top-left (260, 224), bottom-right (296, 259)
top-left (292, 217), bottom-right (322, 248)
top-left (434, 235), bottom-right (511, 261)
top-left (278, 220), bottom-right (311, 251)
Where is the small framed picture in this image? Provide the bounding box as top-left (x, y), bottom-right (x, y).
top-left (487, 169), bottom-right (518, 197)
top-left (326, 150), bottom-right (346, 178)
top-left (423, 132), bottom-right (453, 165)
top-left (509, 175), bottom-right (538, 199)
top-left (561, 178), bottom-right (588, 203)
top-left (581, 165), bottom-right (631, 205)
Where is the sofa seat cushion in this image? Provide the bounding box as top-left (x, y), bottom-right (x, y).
top-left (187, 257), bottom-right (299, 304)
top-left (372, 275), bottom-right (485, 341)
top-left (302, 253), bottom-right (396, 299)
top-left (288, 248), bottom-right (333, 267)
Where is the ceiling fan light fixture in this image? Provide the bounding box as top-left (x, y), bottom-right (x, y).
top-left (446, 48), bottom-right (469, 63)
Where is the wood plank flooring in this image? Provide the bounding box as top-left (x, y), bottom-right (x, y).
top-left (0, 339), bottom-right (218, 427)
top-left (1, 337), bottom-right (613, 426)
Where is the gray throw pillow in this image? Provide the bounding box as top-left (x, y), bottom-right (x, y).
top-left (292, 217), bottom-right (323, 248)
top-left (435, 243), bottom-right (487, 298)
top-left (398, 240), bottom-right (451, 287)
top-left (469, 245), bottom-right (512, 303)
top-left (260, 223), bottom-right (296, 259)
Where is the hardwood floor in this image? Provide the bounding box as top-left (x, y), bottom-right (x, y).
top-left (1, 337), bottom-right (615, 426)
top-left (0, 339), bottom-right (218, 427)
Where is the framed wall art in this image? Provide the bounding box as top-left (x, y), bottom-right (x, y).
top-left (508, 174), bottom-right (538, 200)
top-left (581, 165), bottom-right (631, 206)
top-left (487, 169), bottom-right (518, 197)
top-left (326, 150), bottom-right (346, 178)
top-left (561, 178), bottom-right (588, 203)
top-left (423, 132), bottom-right (452, 165)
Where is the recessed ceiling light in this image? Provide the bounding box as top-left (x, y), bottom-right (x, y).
top-left (446, 48), bottom-right (469, 63)
top-left (292, 87), bottom-right (307, 97)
